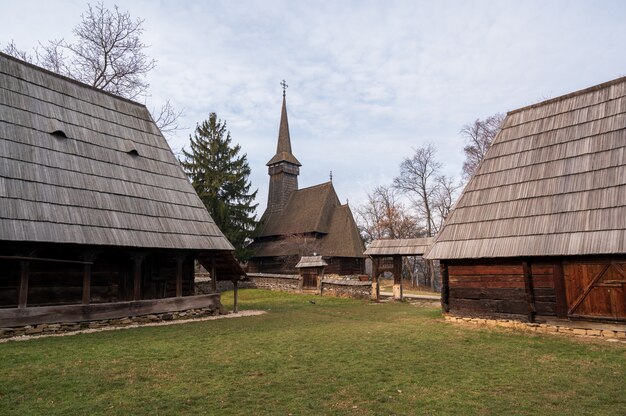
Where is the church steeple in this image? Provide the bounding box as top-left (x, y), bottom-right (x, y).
top-left (267, 85), bottom-right (301, 167)
top-left (266, 82), bottom-right (301, 213)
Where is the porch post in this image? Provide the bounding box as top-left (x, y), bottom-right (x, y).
top-left (18, 261), bottom-right (29, 308)
top-left (393, 255), bottom-right (403, 300)
top-left (371, 257), bottom-right (380, 301)
top-left (233, 279), bottom-right (239, 313)
top-left (522, 260), bottom-right (536, 322)
top-left (440, 262), bottom-right (450, 313)
top-left (176, 256), bottom-right (185, 298)
top-left (211, 255), bottom-right (218, 293)
top-left (82, 252), bottom-right (96, 305)
top-left (132, 254), bottom-right (145, 301)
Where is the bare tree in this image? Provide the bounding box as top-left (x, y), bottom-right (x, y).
top-left (2, 2), bottom-right (181, 134)
top-left (393, 144), bottom-right (441, 237)
top-left (432, 175), bottom-right (461, 233)
top-left (152, 100), bottom-right (184, 136)
top-left (461, 113), bottom-right (505, 180)
top-left (355, 185), bottom-right (422, 244)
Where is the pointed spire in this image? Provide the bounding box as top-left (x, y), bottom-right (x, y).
top-left (276, 94), bottom-right (292, 154)
top-left (267, 83), bottom-right (301, 166)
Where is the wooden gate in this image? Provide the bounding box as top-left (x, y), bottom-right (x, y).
top-left (302, 271), bottom-right (318, 289)
top-left (563, 261), bottom-right (626, 320)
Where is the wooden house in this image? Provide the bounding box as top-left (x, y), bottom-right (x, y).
top-left (247, 92), bottom-right (366, 275)
top-left (0, 52), bottom-right (244, 327)
top-left (426, 77), bottom-right (626, 323)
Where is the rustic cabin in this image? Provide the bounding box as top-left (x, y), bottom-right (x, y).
top-left (0, 52), bottom-right (244, 327)
top-left (365, 238), bottom-right (434, 300)
top-left (247, 89), bottom-right (366, 275)
top-left (426, 77), bottom-right (626, 324)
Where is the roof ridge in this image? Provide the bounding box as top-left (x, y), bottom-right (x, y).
top-left (508, 75), bottom-right (626, 116)
top-left (0, 51), bottom-right (148, 109)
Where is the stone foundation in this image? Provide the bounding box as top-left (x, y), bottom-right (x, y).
top-left (0, 306), bottom-right (222, 339)
top-left (444, 315), bottom-right (626, 343)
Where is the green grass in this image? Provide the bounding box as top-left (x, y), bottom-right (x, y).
top-left (1, 290), bottom-right (625, 415)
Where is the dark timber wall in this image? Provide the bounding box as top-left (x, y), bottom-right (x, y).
top-left (443, 259), bottom-right (556, 321)
top-left (443, 256), bottom-right (626, 323)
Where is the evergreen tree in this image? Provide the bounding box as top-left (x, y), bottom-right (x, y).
top-left (180, 113), bottom-right (258, 261)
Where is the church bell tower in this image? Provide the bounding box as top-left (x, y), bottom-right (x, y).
top-left (266, 81), bottom-right (301, 213)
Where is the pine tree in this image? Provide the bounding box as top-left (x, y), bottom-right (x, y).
top-left (180, 113), bottom-right (258, 261)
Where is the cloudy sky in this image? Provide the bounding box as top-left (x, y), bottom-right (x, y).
top-left (2, 0), bottom-right (626, 216)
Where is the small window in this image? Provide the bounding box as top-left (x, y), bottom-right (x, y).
top-left (50, 130), bottom-right (68, 139)
top-left (127, 149), bottom-right (139, 157)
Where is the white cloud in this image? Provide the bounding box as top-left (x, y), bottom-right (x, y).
top-left (2, 0), bottom-right (626, 213)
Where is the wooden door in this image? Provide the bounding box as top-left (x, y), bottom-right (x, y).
top-left (302, 271), bottom-right (318, 289)
top-left (563, 261), bottom-right (626, 320)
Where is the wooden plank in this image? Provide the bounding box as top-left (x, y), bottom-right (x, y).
top-left (450, 287), bottom-right (526, 301)
top-left (440, 262), bottom-right (449, 312)
top-left (0, 255), bottom-right (93, 265)
top-left (449, 280), bottom-right (525, 289)
top-left (132, 254), bottom-right (144, 301)
top-left (82, 263), bottom-right (91, 304)
top-left (522, 261), bottom-right (536, 322)
top-left (447, 264), bottom-right (523, 276)
top-left (0, 294), bottom-right (222, 327)
top-left (18, 261), bottom-right (29, 308)
top-left (233, 280), bottom-right (238, 313)
top-left (176, 257), bottom-right (183, 298)
top-left (211, 255), bottom-right (217, 293)
top-left (567, 263), bottom-right (610, 315)
top-left (553, 262), bottom-right (568, 318)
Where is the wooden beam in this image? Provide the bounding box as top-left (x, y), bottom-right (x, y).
top-left (82, 252), bottom-right (96, 305)
top-left (132, 254), bottom-right (145, 301)
top-left (0, 255), bottom-right (93, 265)
top-left (371, 257), bottom-right (380, 301)
top-left (175, 256), bottom-right (184, 298)
top-left (553, 261), bottom-right (568, 318)
top-left (522, 260), bottom-right (536, 322)
top-left (18, 261), bottom-right (29, 308)
top-left (211, 255), bottom-right (217, 293)
top-left (440, 262), bottom-right (449, 312)
top-left (233, 280), bottom-right (239, 313)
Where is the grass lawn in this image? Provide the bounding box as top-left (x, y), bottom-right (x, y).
top-left (1, 290), bottom-right (625, 415)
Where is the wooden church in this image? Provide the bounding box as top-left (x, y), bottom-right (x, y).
top-left (426, 76), bottom-right (626, 324)
top-left (0, 52), bottom-right (244, 327)
top-left (247, 88), bottom-right (365, 275)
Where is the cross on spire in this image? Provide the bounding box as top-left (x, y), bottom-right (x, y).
top-left (280, 79), bottom-right (288, 97)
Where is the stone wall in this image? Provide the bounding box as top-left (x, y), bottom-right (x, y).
top-left (445, 315), bottom-right (626, 343)
top-left (321, 279), bottom-right (371, 300)
top-left (245, 273), bottom-right (303, 291)
top-left (208, 273), bottom-right (373, 300)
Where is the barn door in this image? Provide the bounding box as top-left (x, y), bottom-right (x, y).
top-left (563, 261), bottom-right (626, 320)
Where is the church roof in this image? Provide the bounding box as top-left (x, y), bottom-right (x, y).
top-left (266, 95), bottom-right (301, 166)
top-left (0, 52), bottom-right (234, 252)
top-left (250, 182), bottom-right (366, 258)
top-left (256, 182), bottom-right (337, 236)
top-left (426, 76), bottom-right (626, 260)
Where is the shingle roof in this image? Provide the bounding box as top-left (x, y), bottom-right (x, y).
top-left (266, 95), bottom-right (301, 166)
top-left (0, 52), bottom-right (234, 251)
top-left (364, 237), bottom-right (434, 256)
top-left (249, 182), bottom-right (366, 258)
top-left (295, 255), bottom-right (327, 268)
top-left (426, 76), bottom-right (626, 260)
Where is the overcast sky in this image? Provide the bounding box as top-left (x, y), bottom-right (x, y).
top-left (2, 0), bottom-right (626, 216)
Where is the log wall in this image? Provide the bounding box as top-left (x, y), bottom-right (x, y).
top-left (445, 259), bottom-right (556, 320)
